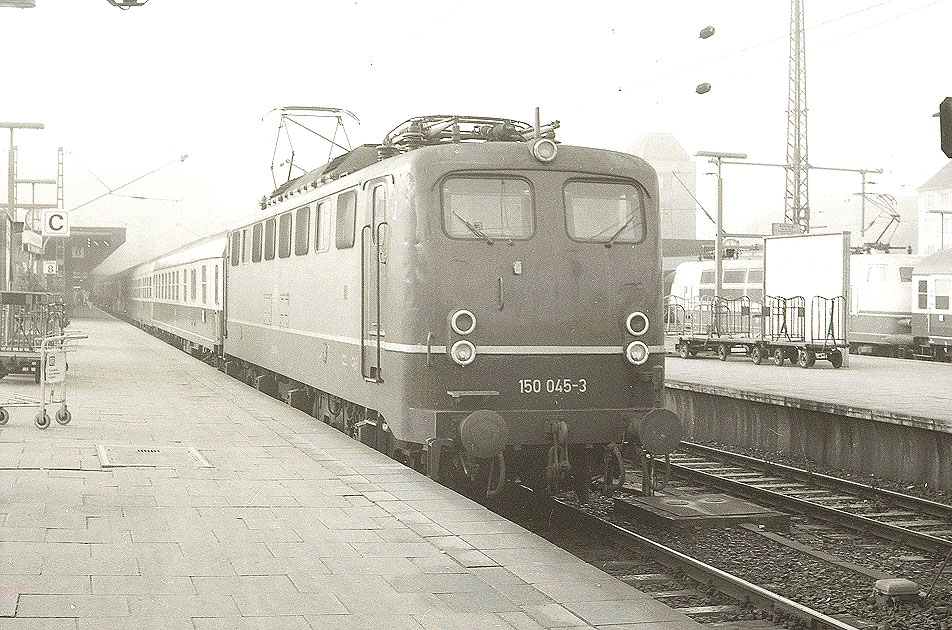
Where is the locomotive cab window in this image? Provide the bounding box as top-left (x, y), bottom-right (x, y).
top-left (899, 266), bottom-right (914, 282)
top-left (442, 177), bottom-right (533, 241)
top-left (564, 180), bottom-right (645, 244)
top-left (279, 212), bottom-right (292, 258)
top-left (336, 190), bottom-right (357, 249)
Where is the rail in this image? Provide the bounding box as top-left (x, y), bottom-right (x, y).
top-left (545, 496), bottom-right (860, 630)
top-left (673, 441), bottom-right (952, 555)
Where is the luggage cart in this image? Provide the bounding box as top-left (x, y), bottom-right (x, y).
top-left (0, 331), bottom-right (87, 429)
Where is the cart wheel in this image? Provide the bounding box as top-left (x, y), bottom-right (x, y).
top-left (751, 345), bottom-right (764, 365)
top-left (35, 412), bottom-right (51, 430)
top-left (0, 408), bottom-right (8, 425)
top-left (772, 348), bottom-right (785, 366)
top-left (55, 407), bottom-right (71, 425)
top-left (829, 350), bottom-right (843, 369)
top-left (798, 350), bottom-right (816, 368)
top-left (717, 343), bottom-right (729, 361)
top-left (678, 343), bottom-right (690, 359)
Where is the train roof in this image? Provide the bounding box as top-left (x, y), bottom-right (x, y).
top-left (914, 248), bottom-right (952, 275)
top-left (97, 232), bottom-right (228, 279)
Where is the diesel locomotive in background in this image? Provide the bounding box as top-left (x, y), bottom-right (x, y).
top-left (96, 114), bottom-right (682, 500)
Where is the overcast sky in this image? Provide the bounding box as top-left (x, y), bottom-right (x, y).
top-left (2, 0), bottom-right (950, 267)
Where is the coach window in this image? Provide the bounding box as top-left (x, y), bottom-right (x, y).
top-left (264, 217), bottom-right (276, 260)
top-left (182, 271), bottom-right (188, 302)
top-left (937, 279), bottom-right (951, 311)
top-left (191, 269), bottom-right (197, 301)
top-left (748, 269), bottom-right (764, 283)
top-left (564, 179), bottom-right (645, 244)
top-left (242, 228), bottom-right (251, 264)
top-left (295, 206), bottom-right (310, 255)
top-left (315, 201), bottom-right (330, 252)
top-left (336, 191), bottom-right (357, 249)
top-left (278, 212), bottom-right (292, 258)
top-left (918, 280), bottom-right (929, 309)
top-left (175, 271), bottom-right (179, 301)
top-left (252, 223), bottom-right (263, 262)
top-left (230, 232), bottom-right (239, 266)
top-left (214, 265), bottom-right (219, 305)
top-left (201, 265), bottom-right (208, 303)
top-left (724, 269), bottom-right (746, 284)
top-left (443, 177), bottom-right (533, 241)
top-left (700, 270), bottom-right (714, 285)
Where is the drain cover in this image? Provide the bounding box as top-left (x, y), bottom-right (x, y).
top-left (96, 445), bottom-right (211, 468)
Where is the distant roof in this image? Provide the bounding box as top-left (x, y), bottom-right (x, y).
top-left (915, 248), bottom-right (952, 275)
top-left (626, 133), bottom-right (691, 163)
top-left (919, 161), bottom-right (952, 191)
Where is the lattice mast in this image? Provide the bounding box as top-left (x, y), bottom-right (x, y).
top-left (785, 0), bottom-right (810, 232)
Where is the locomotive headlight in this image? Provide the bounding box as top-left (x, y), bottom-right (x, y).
top-left (529, 138), bottom-right (558, 163)
top-left (451, 309), bottom-right (476, 335)
top-left (626, 311), bottom-right (649, 336)
top-left (625, 340), bottom-right (649, 365)
top-left (451, 340), bottom-right (477, 366)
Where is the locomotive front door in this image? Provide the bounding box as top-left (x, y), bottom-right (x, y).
top-left (361, 179), bottom-right (389, 382)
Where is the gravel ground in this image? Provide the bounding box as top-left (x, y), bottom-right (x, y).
top-left (563, 487), bottom-right (952, 630)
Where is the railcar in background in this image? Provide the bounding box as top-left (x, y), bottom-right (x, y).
top-left (911, 248), bottom-right (952, 361)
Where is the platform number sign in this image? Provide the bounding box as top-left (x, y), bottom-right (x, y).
top-left (41, 210), bottom-right (70, 237)
top-left (43, 260), bottom-right (58, 275)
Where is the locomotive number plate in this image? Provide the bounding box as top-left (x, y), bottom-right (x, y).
top-left (518, 378), bottom-right (587, 394)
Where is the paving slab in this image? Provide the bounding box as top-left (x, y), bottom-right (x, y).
top-left (0, 312), bottom-right (701, 628)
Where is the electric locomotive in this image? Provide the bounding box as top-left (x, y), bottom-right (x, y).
top-left (103, 114), bottom-right (683, 499)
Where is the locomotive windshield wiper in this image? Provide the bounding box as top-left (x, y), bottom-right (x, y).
top-left (605, 212), bottom-right (639, 247)
top-left (453, 211), bottom-right (494, 244)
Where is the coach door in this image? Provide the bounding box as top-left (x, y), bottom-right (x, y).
top-left (361, 178), bottom-right (390, 382)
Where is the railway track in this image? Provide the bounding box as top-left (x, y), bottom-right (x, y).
top-left (507, 487), bottom-right (862, 630)
top-left (668, 442), bottom-right (952, 555)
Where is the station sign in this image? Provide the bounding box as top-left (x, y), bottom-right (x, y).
top-left (43, 260), bottom-right (58, 275)
top-left (41, 210), bottom-right (70, 237)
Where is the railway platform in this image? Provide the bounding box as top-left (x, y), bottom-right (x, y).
top-left (0, 311), bottom-right (702, 630)
top-left (664, 354), bottom-right (952, 490)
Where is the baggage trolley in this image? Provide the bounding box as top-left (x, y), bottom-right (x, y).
top-left (0, 331), bottom-right (87, 429)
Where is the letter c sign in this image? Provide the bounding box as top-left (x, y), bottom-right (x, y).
top-left (42, 210), bottom-right (70, 237)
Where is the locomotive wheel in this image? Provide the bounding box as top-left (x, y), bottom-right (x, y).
top-left (677, 343), bottom-right (690, 359)
top-left (716, 344), bottom-right (729, 361)
top-left (750, 345), bottom-right (764, 365)
top-left (772, 348), bottom-right (785, 366)
top-left (829, 350), bottom-right (843, 369)
top-left (572, 448), bottom-right (592, 504)
top-left (601, 444), bottom-right (625, 493)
